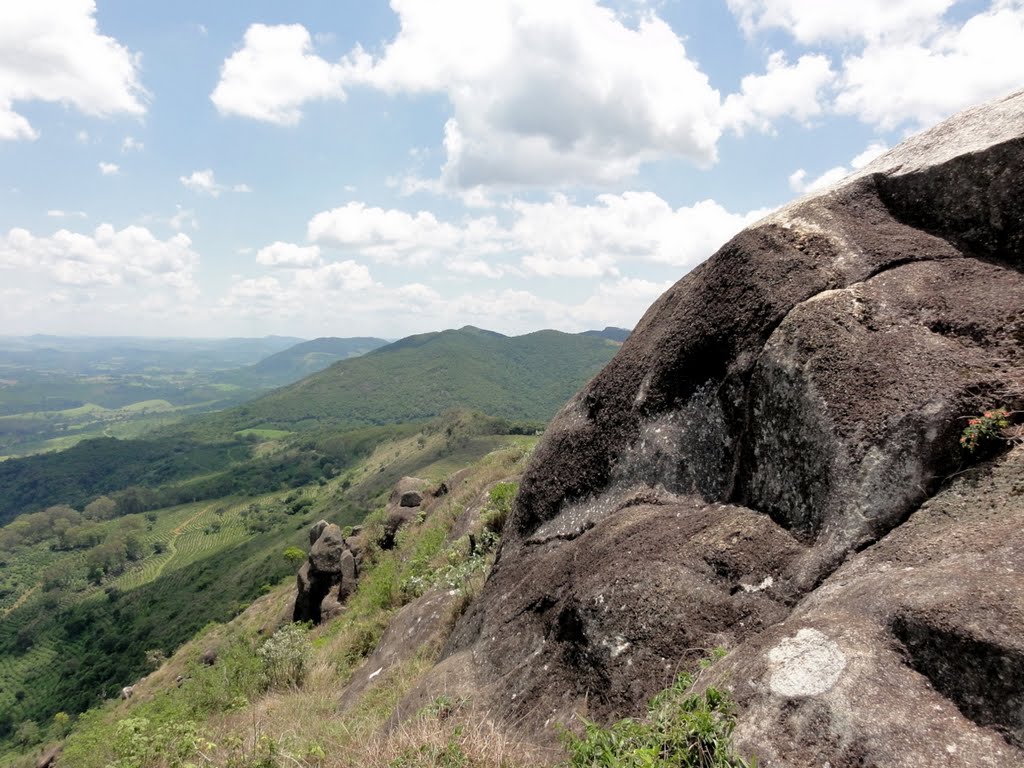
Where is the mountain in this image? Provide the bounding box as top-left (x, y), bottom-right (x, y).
top-left (217, 336), bottom-right (389, 389)
top-left (184, 326), bottom-right (620, 436)
top-left (579, 326), bottom-right (631, 342)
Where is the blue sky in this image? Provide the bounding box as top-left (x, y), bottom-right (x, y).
top-left (1, 0), bottom-right (1021, 339)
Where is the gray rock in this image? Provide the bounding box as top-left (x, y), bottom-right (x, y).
top-left (399, 490), bottom-right (423, 507)
top-left (309, 524), bottom-right (346, 574)
top-left (309, 519), bottom-right (329, 546)
top-left (338, 548), bottom-right (358, 601)
top-left (403, 88), bottom-right (1024, 766)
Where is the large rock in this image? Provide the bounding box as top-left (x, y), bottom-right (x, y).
top-left (417, 89), bottom-right (1024, 764)
top-left (293, 522), bottom-right (359, 624)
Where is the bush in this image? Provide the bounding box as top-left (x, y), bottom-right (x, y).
top-left (559, 669), bottom-right (754, 768)
top-left (961, 408), bottom-right (1011, 453)
top-left (258, 623), bottom-right (313, 689)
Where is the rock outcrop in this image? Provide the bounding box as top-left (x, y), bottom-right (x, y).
top-left (293, 521), bottom-right (360, 624)
top-left (414, 90), bottom-right (1024, 766)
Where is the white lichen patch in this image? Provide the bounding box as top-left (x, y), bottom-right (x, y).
top-left (768, 628), bottom-right (846, 697)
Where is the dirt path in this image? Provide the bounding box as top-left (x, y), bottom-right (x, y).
top-left (1, 581), bottom-right (40, 619)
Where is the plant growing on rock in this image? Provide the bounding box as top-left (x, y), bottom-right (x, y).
top-left (960, 408), bottom-right (1011, 452)
top-left (559, 668), bottom-right (754, 768)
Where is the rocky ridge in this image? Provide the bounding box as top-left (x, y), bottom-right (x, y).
top-left (397, 90), bottom-right (1024, 766)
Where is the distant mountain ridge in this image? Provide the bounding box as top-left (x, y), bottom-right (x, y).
top-left (580, 326), bottom-right (631, 342)
top-left (219, 336), bottom-right (389, 388)
top-left (185, 326), bottom-right (620, 436)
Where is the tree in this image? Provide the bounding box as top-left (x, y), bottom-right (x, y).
top-left (13, 719), bottom-right (39, 748)
top-left (84, 495), bottom-right (118, 521)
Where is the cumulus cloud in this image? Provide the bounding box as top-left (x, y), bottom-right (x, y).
top-left (0, 0), bottom-right (146, 141)
top-left (256, 242), bottom-right (322, 267)
top-left (343, 0), bottom-right (723, 187)
top-left (211, 2), bottom-right (725, 187)
top-left (308, 202), bottom-right (463, 265)
top-left (511, 193), bottom-right (769, 275)
top-left (211, 23), bottom-right (347, 124)
top-left (307, 192), bottom-right (767, 278)
top-left (726, 0), bottom-right (956, 44)
top-left (121, 136), bottom-right (143, 152)
top-left (835, 4), bottom-right (1024, 129)
top-left (729, 0), bottom-right (1024, 131)
top-left (720, 51), bottom-right (836, 134)
top-left (788, 140), bottom-right (888, 194)
top-left (0, 224), bottom-right (199, 294)
top-left (99, 162), bottom-right (120, 175)
top-left (180, 169), bottom-right (222, 197)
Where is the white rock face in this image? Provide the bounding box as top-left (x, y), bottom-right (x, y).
top-left (767, 628), bottom-right (846, 697)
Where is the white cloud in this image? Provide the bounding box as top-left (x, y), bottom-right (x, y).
top-left (122, 136), bottom-right (143, 152)
top-left (213, 3), bottom-right (725, 187)
top-left (307, 192), bottom-right (767, 279)
top-left (308, 202), bottom-right (462, 265)
top-left (98, 162), bottom-right (119, 175)
top-left (510, 192), bottom-right (770, 274)
top-left (344, 0), bottom-right (723, 187)
top-left (0, 0), bottom-right (145, 141)
top-left (835, 4), bottom-right (1024, 129)
top-left (180, 169), bottom-right (222, 197)
top-left (256, 242), bottom-right (322, 267)
top-left (168, 206), bottom-right (198, 232)
top-left (0, 224), bottom-right (199, 293)
top-left (726, 0), bottom-right (956, 44)
top-left (720, 51), bottom-right (835, 134)
top-left (788, 140), bottom-right (889, 194)
top-left (850, 141), bottom-right (890, 169)
top-left (46, 210), bottom-right (87, 219)
top-left (211, 23), bottom-right (347, 124)
top-left (233, 183), bottom-right (252, 193)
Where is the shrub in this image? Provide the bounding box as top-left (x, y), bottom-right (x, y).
top-left (258, 623), bottom-right (313, 689)
top-left (559, 669), bottom-right (754, 768)
top-left (960, 408), bottom-right (1011, 453)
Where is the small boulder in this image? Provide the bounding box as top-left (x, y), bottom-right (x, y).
top-left (200, 648), bottom-right (217, 666)
top-left (36, 745), bottom-right (61, 768)
top-left (399, 490), bottom-right (423, 508)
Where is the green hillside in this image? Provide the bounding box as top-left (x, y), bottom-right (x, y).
top-left (0, 412), bottom-right (535, 758)
top-left (216, 336), bottom-right (389, 389)
top-left (183, 326), bottom-right (618, 436)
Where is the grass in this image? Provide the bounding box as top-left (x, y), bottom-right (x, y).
top-left (559, 664), bottom-right (754, 768)
top-left (43, 437), bottom-right (539, 768)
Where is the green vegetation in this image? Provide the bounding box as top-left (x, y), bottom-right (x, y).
top-left (0, 413), bottom-right (538, 761)
top-left (219, 336), bottom-right (389, 389)
top-left (960, 407), bottom-right (1012, 453)
top-left (37, 438), bottom-right (536, 768)
top-left (560, 661), bottom-right (754, 768)
top-left (176, 326), bottom-right (616, 438)
top-left (0, 334), bottom-right (384, 457)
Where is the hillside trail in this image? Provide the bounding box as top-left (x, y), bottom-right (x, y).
top-left (143, 502), bottom-right (218, 584)
top-left (1, 581), bottom-right (40, 620)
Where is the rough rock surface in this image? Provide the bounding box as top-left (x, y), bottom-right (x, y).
top-left (338, 587), bottom-right (459, 714)
top-left (293, 522), bottom-right (359, 623)
top-left (415, 90), bottom-right (1024, 765)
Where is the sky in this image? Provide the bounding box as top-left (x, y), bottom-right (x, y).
top-left (1, 0), bottom-right (1022, 339)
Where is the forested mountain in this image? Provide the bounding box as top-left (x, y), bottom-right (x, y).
top-left (215, 336), bottom-right (388, 388)
top-left (180, 326), bottom-right (620, 436)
